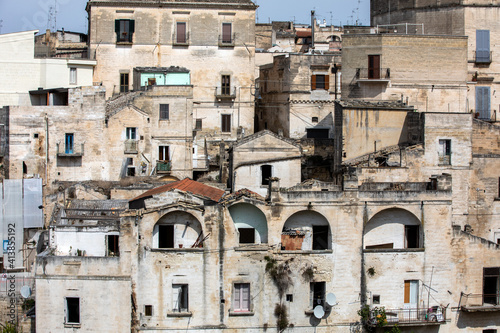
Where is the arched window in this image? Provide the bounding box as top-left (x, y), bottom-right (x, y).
top-left (153, 211), bottom-right (203, 249)
top-left (228, 203), bottom-right (268, 244)
top-left (282, 211), bottom-right (331, 251)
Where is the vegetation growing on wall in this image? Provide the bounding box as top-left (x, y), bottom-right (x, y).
top-left (358, 305), bottom-right (401, 333)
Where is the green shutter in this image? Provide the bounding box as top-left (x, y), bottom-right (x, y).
top-left (115, 20), bottom-right (120, 42)
top-left (129, 20), bottom-right (135, 42)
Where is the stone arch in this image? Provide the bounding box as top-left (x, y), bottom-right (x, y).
top-left (364, 208), bottom-right (423, 249)
top-left (153, 211), bottom-right (203, 249)
top-left (228, 203), bottom-right (268, 244)
top-left (281, 210), bottom-right (331, 250)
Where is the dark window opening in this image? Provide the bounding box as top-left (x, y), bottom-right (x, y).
top-left (176, 22), bottom-right (187, 44)
top-left (148, 78), bottom-right (156, 86)
top-left (221, 75), bottom-right (231, 96)
top-left (106, 235), bottom-right (119, 257)
top-left (261, 165), bottom-right (272, 186)
top-left (120, 73), bottom-right (129, 93)
top-left (158, 225), bottom-right (174, 248)
top-left (23, 162), bottom-right (27, 174)
top-left (404, 225), bottom-right (420, 248)
top-left (483, 330), bottom-right (497, 333)
top-left (66, 297), bottom-right (80, 324)
top-left (221, 114), bottom-right (231, 133)
top-left (312, 225), bottom-right (328, 250)
top-left (195, 119), bottom-right (202, 130)
top-left (172, 284), bottom-right (188, 312)
top-left (238, 228), bottom-right (255, 244)
top-left (368, 55), bottom-right (381, 79)
top-left (160, 104), bottom-right (169, 120)
top-left (306, 128), bottom-right (329, 139)
top-left (483, 267), bottom-right (499, 305)
top-left (159, 146), bottom-right (169, 161)
top-left (438, 139), bottom-right (451, 165)
top-left (126, 158), bottom-right (135, 177)
top-left (310, 282), bottom-right (325, 308)
top-left (312, 117), bottom-right (319, 123)
top-left (311, 74), bottom-right (329, 90)
top-left (126, 127), bottom-right (136, 140)
top-left (65, 133), bottom-right (74, 154)
top-left (373, 295), bottom-right (380, 304)
top-left (286, 294), bottom-right (293, 302)
top-left (34, 133), bottom-right (39, 139)
top-left (144, 305), bottom-right (153, 317)
top-left (115, 19), bottom-right (135, 43)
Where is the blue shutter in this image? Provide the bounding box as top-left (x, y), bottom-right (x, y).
top-left (476, 30), bottom-right (490, 63)
top-left (476, 86), bottom-right (491, 120)
top-left (65, 134), bottom-right (74, 154)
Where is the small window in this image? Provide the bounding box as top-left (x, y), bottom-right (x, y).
top-left (144, 305), bottom-right (153, 317)
top-left (159, 104), bottom-right (169, 120)
top-left (221, 75), bottom-right (231, 96)
top-left (159, 145), bottom-right (169, 161)
top-left (221, 23), bottom-right (232, 44)
top-left (311, 74), bottom-right (328, 90)
top-left (120, 73), bottom-right (129, 93)
top-left (233, 283), bottom-right (250, 312)
top-left (312, 226), bottom-right (329, 250)
top-left (221, 114), bottom-right (231, 133)
top-left (126, 127), bottom-right (137, 140)
top-left (438, 139), bottom-right (451, 165)
top-left (483, 330), bottom-right (497, 333)
top-left (23, 162), bottom-right (27, 174)
top-left (306, 128), bottom-right (329, 139)
top-left (33, 133), bottom-right (39, 139)
top-left (312, 117), bottom-right (319, 123)
top-left (158, 225), bottom-right (174, 248)
top-left (106, 235), bottom-right (119, 257)
top-left (404, 225), bottom-right (420, 248)
top-left (126, 158), bottom-right (135, 177)
top-left (373, 295), bottom-right (380, 305)
top-left (483, 267), bottom-right (499, 305)
top-left (261, 165), bottom-right (272, 185)
top-left (176, 22), bottom-right (187, 44)
top-left (172, 284), bottom-right (188, 312)
top-left (65, 133), bottom-right (74, 154)
top-left (310, 282), bottom-right (325, 308)
top-left (148, 78), bottom-right (156, 86)
top-left (238, 228), bottom-right (255, 244)
top-left (195, 119), bottom-right (202, 130)
top-left (69, 68), bottom-right (77, 85)
top-left (115, 19), bottom-right (135, 43)
top-left (286, 294), bottom-right (293, 302)
top-left (65, 297), bottom-right (80, 324)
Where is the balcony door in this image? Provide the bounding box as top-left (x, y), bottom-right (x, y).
top-left (403, 280), bottom-right (418, 320)
top-left (159, 146), bottom-right (169, 161)
top-left (483, 267), bottom-right (500, 305)
top-left (368, 55), bottom-right (380, 79)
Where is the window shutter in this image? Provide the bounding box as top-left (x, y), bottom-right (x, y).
top-left (222, 23), bottom-right (232, 43)
top-left (476, 30), bottom-right (490, 62)
top-left (324, 75), bottom-right (330, 90)
top-left (177, 22), bottom-right (186, 43)
top-left (128, 20), bottom-right (135, 42)
top-left (172, 285), bottom-right (180, 311)
top-left (242, 284), bottom-right (250, 310)
top-left (311, 75), bottom-right (317, 90)
top-left (476, 86), bottom-right (491, 119)
top-left (233, 284), bottom-right (240, 310)
top-left (115, 20), bottom-right (121, 42)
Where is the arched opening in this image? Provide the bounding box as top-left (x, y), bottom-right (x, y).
top-left (153, 211), bottom-right (203, 249)
top-left (364, 208), bottom-right (423, 249)
top-left (281, 211), bottom-right (331, 250)
top-left (228, 203), bottom-right (268, 244)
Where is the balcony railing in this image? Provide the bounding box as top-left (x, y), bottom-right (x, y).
top-left (460, 293), bottom-right (500, 312)
top-left (172, 32), bottom-right (190, 46)
top-left (124, 140), bottom-right (138, 154)
top-left (215, 87), bottom-right (237, 100)
top-left (56, 143), bottom-right (84, 157)
top-left (356, 68), bottom-right (391, 80)
top-left (369, 307), bottom-right (446, 326)
top-left (474, 51), bottom-right (492, 64)
top-left (156, 160), bottom-right (171, 174)
top-left (218, 33), bottom-right (235, 47)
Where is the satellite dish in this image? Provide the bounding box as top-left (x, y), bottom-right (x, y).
top-left (313, 305), bottom-right (325, 319)
top-left (326, 293), bottom-right (337, 307)
top-left (20, 286), bottom-right (31, 299)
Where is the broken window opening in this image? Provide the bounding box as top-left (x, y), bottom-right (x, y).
top-left (261, 165), bottom-right (272, 186)
top-left (233, 283), bottom-right (250, 312)
top-left (310, 282), bottom-right (326, 308)
top-left (404, 225), bottom-right (420, 249)
top-left (158, 225), bottom-right (174, 248)
top-left (312, 225), bottom-right (329, 250)
top-left (172, 284), bottom-right (189, 312)
top-left (106, 235), bottom-right (119, 257)
top-left (65, 297), bottom-right (80, 324)
top-left (238, 228), bottom-right (255, 244)
top-left (483, 267), bottom-right (500, 305)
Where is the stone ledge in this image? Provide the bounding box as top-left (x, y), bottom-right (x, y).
top-left (229, 311), bottom-right (254, 316)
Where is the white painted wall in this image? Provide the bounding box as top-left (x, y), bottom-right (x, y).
top-left (54, 229), bottom-right (112, 256)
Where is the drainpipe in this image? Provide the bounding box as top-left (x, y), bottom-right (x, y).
top-left (44, 113), bottom-right (49, 186)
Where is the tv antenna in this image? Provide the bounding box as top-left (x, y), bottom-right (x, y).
top-left (0, 20), bottom-right (3, 34)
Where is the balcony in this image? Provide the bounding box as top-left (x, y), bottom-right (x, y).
top-left (474, 51), bottom-right (492, 64)
top-left (369, 307), bottom-right (446, 327)
top-left (156, 160), bottom-right (171, 174)
top-left (356, 68), bottom-right (391, 83)
top-left (124, 140), bottom-right (138, 154)
top-left (460, 293), bottom-right (500, 312)
top-left (215, 87), bottom-right (236, 101)
top-left (218, 33), bottom-right (235, 47)
top-left (172, 33), bottom-right (189, 46)
top-left (57, 143), bottom-right (84, 157)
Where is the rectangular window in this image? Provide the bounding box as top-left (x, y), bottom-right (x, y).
top-left (65, 297), bottom-right (80, 324)
top-left (222, 23), bottom-right (232, 44)
top-left (404, 280), bottom-right (419, 304)
top-left (159, 104), bottom-right (169, 120)
top-left (195, 119), bottom-right (202, 131)
top-left (176, 22), bottom-right (187, 44)
top-left (238, 228), bottom-right (255, 244)
top-left (106, 235), bottom-right (119, 257)
top-left (65, 133), bottom-right (74, 154)
top-left (311, 74), bottom-right (329, 90)
top-left (120, 73), bottom-right (129, 93)
top-left (310, 282), bottom-right (326, 308)
top-left (438, 139), bottom-right (451, 165)
top-left (312, 226), bottom-right (328, 250)
top-left (483, 267), bottom-right (499, 305)
top-left (484, 330), bottom-right (497, 333)
top-left (144, 305), bottom-right (153, 317)
top-left (368, 55), bottom-right (381, 79)
top-left (69, 68), bottom-right (77, 85)
top-left (261, 165), bottom-right (272, 185)
top-left (221, 75), bottom-right (231, 96)
top-left (476, 86), bottom-right (491, 120)
top-left (159, 145), bottom-right (169, 161)
top-left (404, 225), bottom-right (420, 248)
top-left (172, 284), bottom-right (189, 312)
top-left (126, 127), bottom-right (137, 140)
top-left (476, 30), bottom-right (490, 63)
top-left (373, 295), bottom-right (380, 305)
top-left (126, 157), bottom-right (135, 177)
top-left (233, 283), bottom-right (250, 312)
top-left (115, 19), bottom-right (135, 43)
top-left (158, 225), bottom-right (174, 248)
top-left (221, 114), bottom-right (231, 133)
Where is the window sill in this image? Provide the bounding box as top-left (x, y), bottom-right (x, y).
top-left (235, 245), bottom-right (269, 252)
top-left (167, 311), bottom-right (192, 317)
top-left (363, 248), bottom-right (425, 253)
top-left (64, 323), bottom-right (81, 328)
top-left (437, 164), bottom-right (451, 167)
top-left (116, 42), bottom-right (133, 46)
top-left (150, 248), bottom-right (204, 253)
top-left (279, 249), bottom-right (333, 254)
top-left (229, 311), bottom-right (254, 316)
top-left (57, 153), bottom-right (83, 157)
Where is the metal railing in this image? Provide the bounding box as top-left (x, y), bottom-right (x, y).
top-left (474, 51), bottom-right (492, 64)
top-left (356, 68), bottom-right (391, 80)
top-left (218, 33), bottom-right (236, 46)
top-left (215, 87), bottom-right (237, 99)
top-left (460, 293), bottom-right (500, 308)
top-left (56, 143), bottom-right (84, 157)
top-left (124, 140), bottom-right (138, 153)
top-left (376, 23), bottom-right (425, 35)
top-left (172, 32), bottom-right (190, 46)
top-left (156, 160), bottom-right (172, 173)
top-left (373, 307), bottom-right (446, 325)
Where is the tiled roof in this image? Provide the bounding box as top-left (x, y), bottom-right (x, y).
top-left (221, 188), bottom-right (265, 203)
top-left (130, 178), bottom-right (225, 202)
top-left (295, 29), bottom-right (312, 38)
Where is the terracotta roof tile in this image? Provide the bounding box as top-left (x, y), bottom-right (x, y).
top-left (130, 178), bottom-right (225, 202)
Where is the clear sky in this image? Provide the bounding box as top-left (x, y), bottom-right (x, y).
top-left (0, 0), bottom-right (370, 35)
